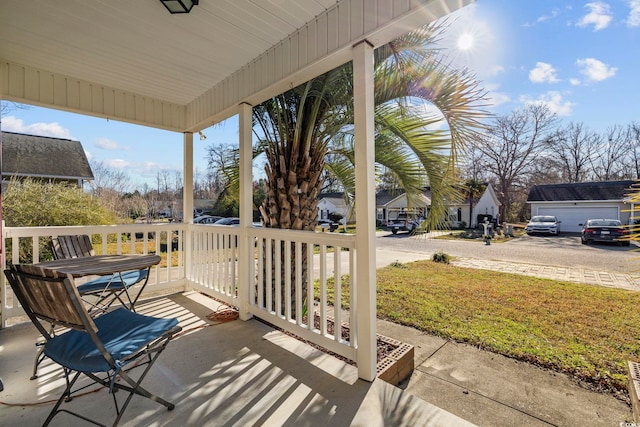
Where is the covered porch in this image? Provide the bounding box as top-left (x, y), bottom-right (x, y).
top-left (0, 289), bottom-right (470, 426)
top-left (1, 0), bottom-right (476, 424)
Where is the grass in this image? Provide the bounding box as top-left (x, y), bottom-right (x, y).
top-left (103, 237), bottom-right (638, 399)
top-left (96, 241), bottom-right (179, 268)
top-left (323, 260), bottom-right (640, 400)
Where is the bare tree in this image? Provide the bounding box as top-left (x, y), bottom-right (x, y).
top-left (544, 122), bottom-right (599, 183)
top-left (89, 160), bottom-right (132, 195)
top-left (625, 122), bottom-right (640, 180)
top-left (590, 125), bottom-right (630, 181)
top-left (473, 104), bottom-right (558, 221)
top-left (0, 101), bottom-right (30, 117)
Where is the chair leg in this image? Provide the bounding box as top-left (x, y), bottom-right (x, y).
top-left (43, 369), bottom-right (84, 426)
top-left (31, 342), bottom-right (46, 380)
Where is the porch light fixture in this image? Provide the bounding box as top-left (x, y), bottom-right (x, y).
top-left (159, 0), bottom-right (198, 14)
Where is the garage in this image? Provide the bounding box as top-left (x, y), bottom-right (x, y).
top-left (536, 206), bottom-right (619, 233)
top-left (527, 181), bottom-right (634, 233)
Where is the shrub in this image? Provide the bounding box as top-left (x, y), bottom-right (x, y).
top-left (3, 178), bottom-right (119, 262)
top-left (432, 251), bottom-right (450, 264)
top-left (389, 260), bottom-right (408, 269)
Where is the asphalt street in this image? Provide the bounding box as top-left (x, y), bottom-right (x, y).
top-left (376, 231), bottom-right (639, 274)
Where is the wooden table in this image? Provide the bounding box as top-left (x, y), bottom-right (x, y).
top-left (35, 254), bottom-right (161, 277)
top-left (35, 254), bottom-right (161, 312)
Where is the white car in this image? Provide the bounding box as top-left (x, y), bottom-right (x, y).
top-left (525, 215), bottom-right (561, 235)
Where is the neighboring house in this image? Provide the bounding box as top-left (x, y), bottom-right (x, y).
top-left (1, 131), bottom-right (94, 187)
top-left (375, 185), bottom-right (501, 228)
top-left (446, 184), bottom-right (502, 228)
top-left (375, 188), bottom-right (429, 225)
top-left (318, 192), bottom-right (348, 221)
top-left (526, 180), bottom-right (634, 233)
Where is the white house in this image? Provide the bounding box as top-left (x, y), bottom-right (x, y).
top-left (375, 189), bottom-right (430, 225)
top-left (317, 192), bottom-right (349, 221)
top-left (375, 185), bottom-right (501, 228)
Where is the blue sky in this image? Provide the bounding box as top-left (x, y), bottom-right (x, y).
top-left (1, 0), bottom-right (638, 189)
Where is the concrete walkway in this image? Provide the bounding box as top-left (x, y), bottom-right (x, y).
top-left (374, 242), bottom-right (637, 426)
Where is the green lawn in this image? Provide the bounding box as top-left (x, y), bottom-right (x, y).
top-left (327, 259), bottom-right (640, 399)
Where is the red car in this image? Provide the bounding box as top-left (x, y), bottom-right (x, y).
top-left (580, 219), bottom-right (630, 246)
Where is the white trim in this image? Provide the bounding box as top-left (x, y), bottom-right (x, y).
top-left (353, 40), bottom-right (376, 381)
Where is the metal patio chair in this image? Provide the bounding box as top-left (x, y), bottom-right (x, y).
top-left (50, 235), bottom-right (149, 314)
top-left (4, 264), bottom-right (181, 426)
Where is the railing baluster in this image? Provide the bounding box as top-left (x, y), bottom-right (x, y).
top-left (275, 237), bottom-right (282, 317)
top-left (334, 246), bottom-right (342, 343)
top-left (306, 242), bottom-right (314, 330)
top-left (266, 238), bottom-right (272, 313)
top-left (320, 244), bottom-right (327, 336)
top-left (284, 239), bottom-right (291, 321)
top-left (295, 241), bottom-right (302, 325)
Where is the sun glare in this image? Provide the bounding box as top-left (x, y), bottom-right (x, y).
top-left (457, 32), bottom-right (475, 51)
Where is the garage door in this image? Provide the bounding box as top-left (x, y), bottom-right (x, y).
top-left (537, 207), bottom-right (619, 233)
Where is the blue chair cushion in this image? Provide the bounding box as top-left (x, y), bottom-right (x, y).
top-left (44, 308), bottom-right (178, 373)
top-left (76, 270), bottom-right (148, 293)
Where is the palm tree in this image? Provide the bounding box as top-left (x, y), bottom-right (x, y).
top-left (463, 178), bottom-right (486, 228)
top-left (248, 22), bottom-right (489, 315)
top-left (323, 23), bottom-right (489, 229)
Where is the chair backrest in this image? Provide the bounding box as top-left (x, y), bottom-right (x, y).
top-left (51, 235), bottom-right (95, 260)
top-left (5, 264), bottom-right (97, 334)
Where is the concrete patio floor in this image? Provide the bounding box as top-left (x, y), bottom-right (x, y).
top-left (0, 291), bottom-right (472, 427)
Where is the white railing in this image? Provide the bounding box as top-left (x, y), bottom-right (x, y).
top-left (2, 223), bottom-right (186, 323)
top-left (2, 224), bottom-right (358, 363)
top-left (250, 227), bottom-right (357, 361)
top-left (167, 224), bottom-right (358, 361)
top-left (188, 224), bottom-right (240, 306)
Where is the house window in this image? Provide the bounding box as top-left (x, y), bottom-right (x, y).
top-left (457, 208), bottom-right (462, 222)
top-left (448, 207), bottom-right (458, 223)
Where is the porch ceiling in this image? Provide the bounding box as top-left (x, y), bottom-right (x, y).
top-left (0, 0), bottom-right (473, 132)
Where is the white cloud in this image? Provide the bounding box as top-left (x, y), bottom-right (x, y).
top-left (537, 8), bottom-right (561, 23)
top-left (627, 0), bottom-right (640, 26)
top-left (95, 137), bottom-right (127, 150)
top-left (483, 83), bottom-right (510, 107)
top-left (520, 91), bottom-right (575, 116)
top-left (529, 62), bottom-right (560, 83)
top-left (1, 116), bottom-right (74, 139)
top-left (488, 92), bottom-right (511, 107)
top-left (576, 57), bottom-right (617, 82)
top-left (85, 150), bottom-right (93, 161)
top-left (569, 78), bottom-right (582, 86)
top-left (577, 2), bottom-right (613, 31)
top-left (487, 65), bottom-right (505, 77)
top-left (104, 159), bottom-right (131, 169)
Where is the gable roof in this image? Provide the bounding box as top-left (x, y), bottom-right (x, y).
top-left (375, 189), bottom-right (406, 206)
top-left (527, 180), bottom-right (634, 202)
top-left (2, 132), bottom-right (94, 182)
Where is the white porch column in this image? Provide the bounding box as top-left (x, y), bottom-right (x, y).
top-left (237, 103), bottom-right (253, 321)
top-left (183, 132), bottom-right (194, 282)
top-left (353, 40), bottom-right (377, 381)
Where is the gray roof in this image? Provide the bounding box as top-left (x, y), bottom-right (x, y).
top-left (2, 132), bottom-right (94, 181)
top-left (527, 181), bottom-right (634, 202)
top-left (375, 189), bottom-right (405, 206)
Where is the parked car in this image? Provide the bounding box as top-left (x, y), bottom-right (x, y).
top-left (318, 219), bottom-right (340, 232)
top-left (193, 215), bottom-right (223, 224)
top-left (387, 212), bottom-right (423, 235)
top-left (580, 219), bottom-right (630, 246)
top-left (525, 215), bottom-right (561, 235)
top-left (214, 217), bottom-right (240, 226)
